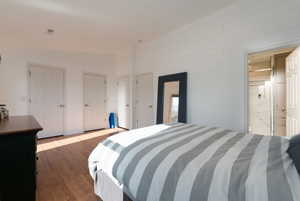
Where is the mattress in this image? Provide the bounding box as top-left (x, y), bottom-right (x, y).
top-left (89, 123), bottom-right (300, 201)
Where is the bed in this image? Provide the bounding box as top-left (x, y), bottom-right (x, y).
top-left (88, 123), bottom-right (300, 201)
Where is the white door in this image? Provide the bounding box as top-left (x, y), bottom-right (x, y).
top-left (29, 65), bottom-right (64, 138)
top-left (83, 74), bottom-right (106, 131)
top-left (274, 53), bottom-right (289, 136)
top-left (275, 84), bottom-right (286, 136)
top-left (248, 83), bottom-right (272, 135)
top-left (135, 73), bottom-right (154, 128)
top-left (118, 76), bottom-right (130, 129)
top-left (286, 47), bottom-right (300, 137)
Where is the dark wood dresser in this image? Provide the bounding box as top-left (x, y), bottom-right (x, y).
top-left (0, 116), bottom-right (42, 201)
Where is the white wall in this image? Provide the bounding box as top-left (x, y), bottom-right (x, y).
top-left (134, 0), bottom-right (300, 131)
top-left (0, 48), bottom-right (118, 135)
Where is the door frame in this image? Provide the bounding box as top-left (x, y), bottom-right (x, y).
top-left (82, 72), bottom-right (107, 131)
top-left (27, 63), bottom-right (66, 136)
top-left (245, 42), bottom-right (300, 133)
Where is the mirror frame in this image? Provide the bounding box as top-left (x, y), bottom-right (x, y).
top-left (156, 72), bottom-right (187, 124)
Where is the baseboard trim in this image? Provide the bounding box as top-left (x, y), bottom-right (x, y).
top-left (84, 128), bottom-right (106, 133)
top-left (38, 134), bottom-right (64, 140)
top-left (64, 129), bottom-right (84, 136)
top-left (118, 127), bottom-right (129, 131)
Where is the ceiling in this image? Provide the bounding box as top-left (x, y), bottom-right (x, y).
top-left (0, 0), bottom-right (236, 52)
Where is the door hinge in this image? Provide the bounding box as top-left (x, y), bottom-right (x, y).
top-left (28, 70), bottom-right (31, 77)
top-left (104, 80), bottom-right (107, 85)
top-left (28, 98), bottom-right (32, 103)
top-left (136, 80), bottom-right (138, 84)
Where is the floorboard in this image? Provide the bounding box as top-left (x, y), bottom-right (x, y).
top-left (36, 128), bottom-right (124, 201)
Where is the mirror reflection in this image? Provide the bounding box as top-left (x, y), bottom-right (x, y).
top-left (163, 81), bottom-right (179, 123)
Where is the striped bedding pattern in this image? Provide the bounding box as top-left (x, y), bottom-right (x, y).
top-left (89, 123), bottom-right (300, 201)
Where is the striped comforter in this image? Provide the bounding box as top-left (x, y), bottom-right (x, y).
top-left (88, 123), bottom-right (300, 201)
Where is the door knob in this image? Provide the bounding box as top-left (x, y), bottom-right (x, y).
top-left (126, 104), bottom-right (130, 107)
top-left (148, 105), bottom-right (153, 108)
top-left (84, 104), bottom-right (89, 107)
top-left (59, 104), bottom-right (65, 108)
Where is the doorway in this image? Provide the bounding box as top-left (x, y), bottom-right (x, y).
top-left (117, 76), bottom-right (130, 129)
top-left (28, 64), bottom-right (65, 138)
top-left (135, 73), bottom-right (154, 128)
top-left (83, 73), bottom-right (107, 131)
top-left (247, 47), bottom-right (298, 136)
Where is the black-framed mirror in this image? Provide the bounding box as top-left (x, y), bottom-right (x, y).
top-left (156, 72), bottom-right (187, 124)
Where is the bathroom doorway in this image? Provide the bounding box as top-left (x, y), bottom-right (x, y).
top-left (248, 47), bottom-right (297, 136)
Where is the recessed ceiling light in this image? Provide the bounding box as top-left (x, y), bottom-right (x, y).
top-left (46, 29), bottom-right (55, 35)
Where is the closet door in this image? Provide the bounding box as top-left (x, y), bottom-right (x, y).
top-left (118, 76), bottom-right (130, 129)
top-left (83, 74), bottom-right (107, 131)
top-left (29, 65), bottom-right (65, 138)
top-left (135, 73), bottom-right (154, 128)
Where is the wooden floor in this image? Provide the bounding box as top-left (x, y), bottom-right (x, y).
top-left (36, 128), bottom-right (124, 201)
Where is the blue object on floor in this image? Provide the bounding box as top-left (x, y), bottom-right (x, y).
top-left (109, 112), bottom-right (117, 128)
